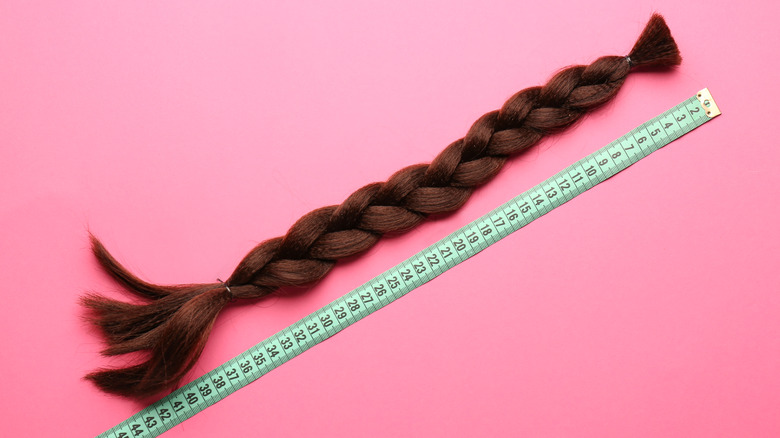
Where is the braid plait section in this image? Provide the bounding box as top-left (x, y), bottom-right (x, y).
top-left (227, 56), bottom-right (631, 295)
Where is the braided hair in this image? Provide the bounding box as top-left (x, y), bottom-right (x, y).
top-left (84, 13), bottom-right (681, 398)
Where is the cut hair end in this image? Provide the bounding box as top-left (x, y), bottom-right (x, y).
top-left (627, 13), bottom-right (682, 69)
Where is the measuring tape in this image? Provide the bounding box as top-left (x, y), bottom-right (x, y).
top-left (97, 89), bottom-right (721, 437)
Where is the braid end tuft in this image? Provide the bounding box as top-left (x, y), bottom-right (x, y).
top-left (627, 13), bottom-right (682, 69)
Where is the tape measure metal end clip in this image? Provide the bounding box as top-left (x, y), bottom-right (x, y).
top-left (697, 88), bottom-right (721, 118)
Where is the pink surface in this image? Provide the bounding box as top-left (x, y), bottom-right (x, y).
top-left (1, 1), bottom-right (779, 437)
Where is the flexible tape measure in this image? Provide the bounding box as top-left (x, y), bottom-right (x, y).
top-left (97, 89), bottom-right (721, 438)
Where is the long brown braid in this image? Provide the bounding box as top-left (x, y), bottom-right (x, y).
top-left (83, 13), bottom-right (681, 398)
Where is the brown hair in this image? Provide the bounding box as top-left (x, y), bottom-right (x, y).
top-left (83, 13), bottom-right (681, 398)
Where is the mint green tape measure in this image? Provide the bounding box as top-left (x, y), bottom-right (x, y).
top-left (98, 89), bottom-right (721, 438)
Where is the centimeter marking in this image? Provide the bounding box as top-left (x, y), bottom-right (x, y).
top-left (98, 89), bottom-right (720, 438)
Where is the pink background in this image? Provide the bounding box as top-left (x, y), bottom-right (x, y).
top-left (1, 1), bottom-right (778, 437)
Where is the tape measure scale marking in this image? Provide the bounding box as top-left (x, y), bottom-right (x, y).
top-left (99, 89), bottom-right (720, 438)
